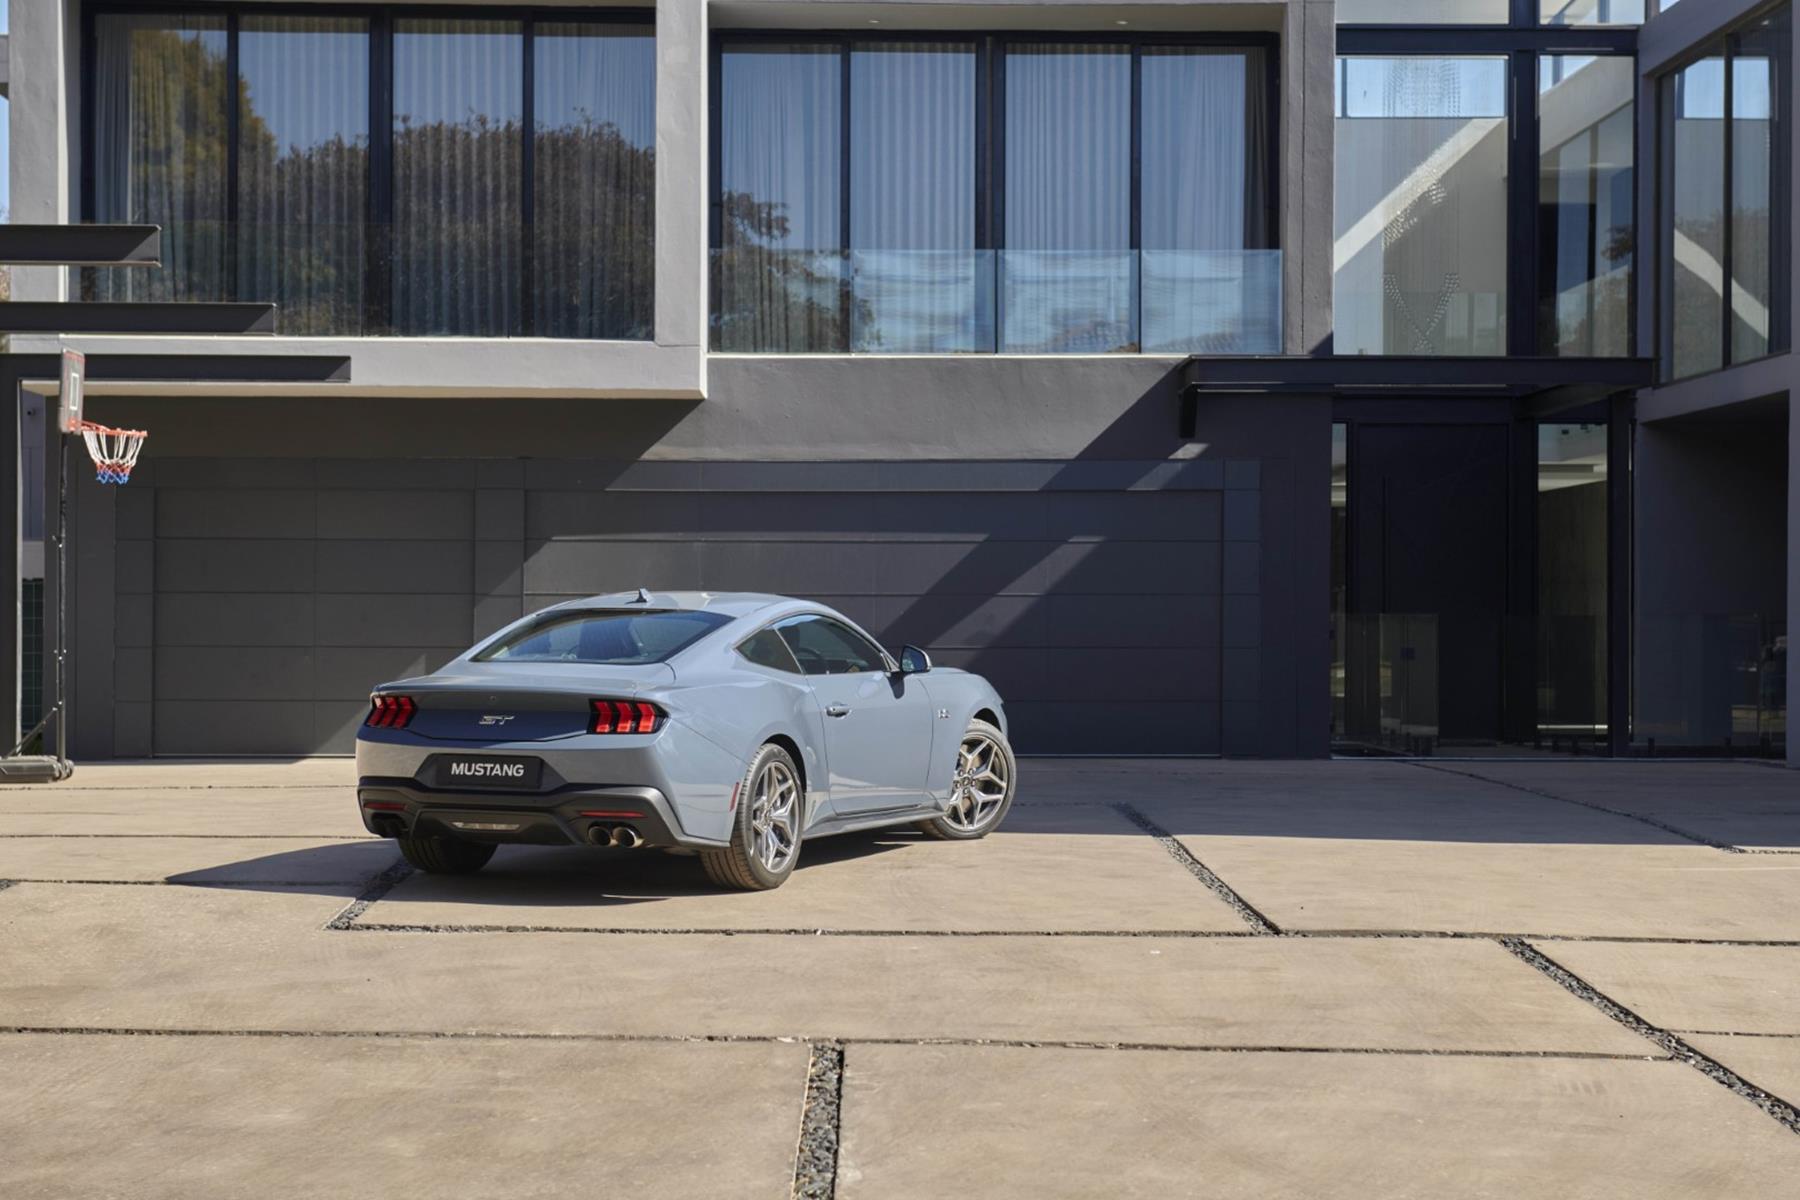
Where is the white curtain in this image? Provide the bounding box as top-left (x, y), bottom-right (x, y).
top-left (849, 43), bottom-right (980, 352)
top-left (92, 13), bottom-right (229, 303)
top-left (533, 24), bottom-right (656, 340)
top-left (237, 16), bottom-right (370, 334)
top-left (1002, 45), bottom-right (1132, 352)
top-left (392, 19), bottom-right (523, 336)
top-left (715, 45), bottom-right (843, 352)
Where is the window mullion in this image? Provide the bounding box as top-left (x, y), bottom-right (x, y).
top-left (522, 18), bottom-right (536, 338)
top-left (225, 11), bottom-right (240, 303)
top-left (1722, 37), bottom-right (1736, 366)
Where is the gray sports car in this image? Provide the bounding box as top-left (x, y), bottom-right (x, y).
top-left (355, 591), bottom-right (1016, 890)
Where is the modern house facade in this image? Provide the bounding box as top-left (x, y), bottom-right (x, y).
top-left (1, 0), bottom-right (1793, 764)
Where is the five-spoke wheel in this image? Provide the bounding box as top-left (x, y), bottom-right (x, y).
top-left (918, 718), bottom-right (1017, 841)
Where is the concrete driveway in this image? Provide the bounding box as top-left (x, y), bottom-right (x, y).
top-left (3, 758), bottom-right (1799, 1197)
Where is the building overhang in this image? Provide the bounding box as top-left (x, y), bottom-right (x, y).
top-left (1180, 355), bottom-right (1656, 432)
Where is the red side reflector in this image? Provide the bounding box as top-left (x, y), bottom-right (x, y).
top-left (577, 809), bottom-right (646, 819)
top-left (362, 800), bottom-right (407, 812)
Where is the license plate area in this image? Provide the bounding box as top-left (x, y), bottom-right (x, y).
top-left (422, 754), bottom-right (544, 791)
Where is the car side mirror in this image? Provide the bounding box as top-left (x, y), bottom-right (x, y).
top-left (898, 645), bottom-right (932, 675)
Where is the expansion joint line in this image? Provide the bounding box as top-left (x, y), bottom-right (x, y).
top-left (1113, 803), bottom-right (1281, 935)
top-left (1410, 762), bottom-right (1744, 853)
top-left (1501, 937), bottom-right (1800, 1137)
top-left (322, 857), bottom-right (414, 931)
top-left (792, 1041), bottom-right (845, 1200)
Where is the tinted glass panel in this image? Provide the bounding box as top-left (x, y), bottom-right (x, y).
top-left (1666, 55), bottom-right (1727, 379)
top-left (92, 13), bottom-right (229, 302)
top-left (1537, 424), bottom-right (1609, 746)
top-left (1140, 47), bottom-right (1278, 354)
top-left (237, 15), bottom-right (370, 334)
top-left (716, 44), bottom-right (844, 352)
top-left (478, 611), bottom-right (731, 665)
top-left (533, 23), bottom-right (656, 340)
top-left (778, 617), bottom-right (887, 676)
top-left (1337, 0), bottom-right (1508, 23)
top-left (393, 18), bottom-right (523, 336)
top-left (1335, 57), bottom-right (1509, 355)
top-left (1542, 0), bottom-right (1645, 24)
top-left (738, 629), bottom-right (802, 674)
top-left (1731, 11), bottom-right (1792, 363)
top-left (849, 42), bottom-right (980, 352)
top-left (1003, 43), bottom-right (1132, 353)
top-left (1539, 57), bottom-right (1635, 356)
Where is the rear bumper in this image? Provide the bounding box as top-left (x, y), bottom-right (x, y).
top-left (355, 778), bottom-right (724, 849)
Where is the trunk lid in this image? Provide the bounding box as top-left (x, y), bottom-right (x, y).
top-left (382, 664), bottom-right (675, 742)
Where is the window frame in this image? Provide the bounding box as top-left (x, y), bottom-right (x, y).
top-left (1336, 22), bottom-right (1639, 358)
top-left (1337, 0), bottom-right (1644, 29)
top-left (79, 2), bottom-right (655, 338)
top-left (1654, 10), bottom-right (1794, 382)
top-left (735, 626), bottom-right (805, 675)
top-left (707, 28), bottom-right (1282, 352)
top-left (773, 613), bottom-right (896, 677)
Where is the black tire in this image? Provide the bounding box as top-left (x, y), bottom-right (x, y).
top-left (396, 832), bottom-right (497, 875)
top-left (917, 718), bottom-right (1017, 841)
top-left (701, 742), bottom-right (804, 891)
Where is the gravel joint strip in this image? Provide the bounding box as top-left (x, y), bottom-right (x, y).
top-left (792, 1041), bottom-right (844, 1199)
top-left (1502, 937), bottom-right (1800, 1136)
top-left (322, 857), bottom-right (414, 930)
top-left (1413, 762), bottom-right (1745, 853)
top-left (1113, 802), bottom-right (1281, 935)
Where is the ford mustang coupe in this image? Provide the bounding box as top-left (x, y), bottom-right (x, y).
top-left (355, 591), bottom-right (1016, 890)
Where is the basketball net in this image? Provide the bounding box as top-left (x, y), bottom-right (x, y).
top-left (73, 419), bottom-right (148, 485)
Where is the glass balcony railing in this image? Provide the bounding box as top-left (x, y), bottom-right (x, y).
top-left (711, 247), bottom-right (1283, 355)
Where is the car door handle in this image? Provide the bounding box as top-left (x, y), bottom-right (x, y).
top-left (825, 704), bottom-right (852, 718)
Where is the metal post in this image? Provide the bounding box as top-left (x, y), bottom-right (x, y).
top-left (54, 425), bottom-right (68, 769)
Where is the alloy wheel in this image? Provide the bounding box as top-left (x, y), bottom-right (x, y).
top-left (944, 731), bottom-right (1009, 832)
top-left (749, 759), bottom-right (800, 873)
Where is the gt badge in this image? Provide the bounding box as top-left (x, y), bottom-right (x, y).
top-left (937, 709), bottom-right (951, 720)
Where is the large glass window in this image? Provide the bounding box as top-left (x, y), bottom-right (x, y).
top-left (237, 16), bottom-right (370, 335)
top-left (92, 13), bottom-right (229, 303)
top-left (1537, 423), bottom-right (1609, 746)
top-left (1660, 7), bottom-right (1791, 381)
top-left (393, 19), bottom-right (523, 337)
top-left (1542, 1), bottom-right (1645, 24)
top-left (1141, 48), bottom-right (1276, 354)
top-left (850, 43), bottom-right (980, 352)
top-left (1539, 57), bottom-right (1635, 356)
top-left (89, 8), bottom-right (654, 340)
top-left (712, 37), bottom-right (1277, 355)
top-left (534, 24), bottom-right (656, 341)
top-left (1334, 56), bottom-right (1510, 355)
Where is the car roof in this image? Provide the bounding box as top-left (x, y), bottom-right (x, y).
top-left (546, 591), bottom-right (804, 621)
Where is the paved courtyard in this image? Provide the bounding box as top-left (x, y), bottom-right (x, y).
top-left (3, 758), bottom-right (1800, 1197)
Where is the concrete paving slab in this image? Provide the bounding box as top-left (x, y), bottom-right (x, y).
top-left (1686, 1036), bottom-right (1800, 1108)
top-left (366, 804), bottom-right (1248, 933)
top-left (0, 885), bottom-right (1646, 1053)
top-left (1445, 763), bottom-right (1800, 851)
top-left (1128, 763), bottom-right (1692, 846)
top-left (1546, 942), bottom-right (1800, 1036)
top-left (0, 787), bottom-right (362, 837)
top-left (836, 1045), bottom-right (1800, 1199)
top-left (0, 835), bottom-right (392, 883)
top-left (0, 1032), bottom-right (804, 1200)
top-left (1169, 837), bottom-right (1800, 940)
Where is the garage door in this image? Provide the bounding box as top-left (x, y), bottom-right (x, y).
top-left (142, 460), bottom-right (1226, 755)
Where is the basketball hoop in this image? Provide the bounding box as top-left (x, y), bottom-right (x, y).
top-left (73, 419), bottom-right (148, 485)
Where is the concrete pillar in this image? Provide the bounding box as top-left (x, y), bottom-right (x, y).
top-left (655, 0), bottom-right (708, 393)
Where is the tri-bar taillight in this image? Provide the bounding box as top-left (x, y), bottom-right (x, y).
top-left (590, 699), bottom-right (664, 735)
top-left (366, 695), bottom-right (417, 728)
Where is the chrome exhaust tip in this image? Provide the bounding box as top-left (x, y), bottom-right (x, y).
top-left (613, 826), bottom-right (645, 849)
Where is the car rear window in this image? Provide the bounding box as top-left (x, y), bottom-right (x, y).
top-left (475, 609), bottom-right (731, 665)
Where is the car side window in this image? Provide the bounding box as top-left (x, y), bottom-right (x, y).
top-left (737, 628), bottom-right (803, 675)
top-left (777, 616), bottom-right (887, 676)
